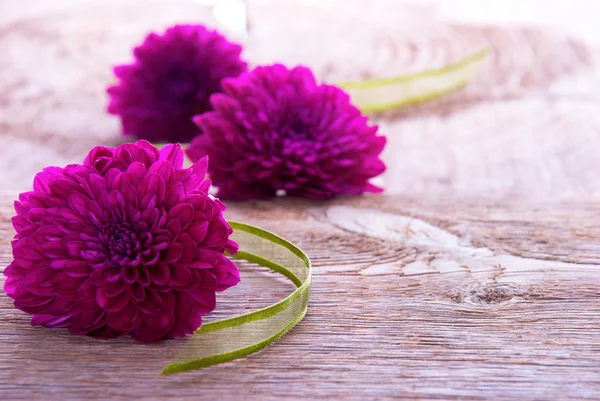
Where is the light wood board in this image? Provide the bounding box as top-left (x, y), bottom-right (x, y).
top-left (1, 1), bottom-right (600, 399)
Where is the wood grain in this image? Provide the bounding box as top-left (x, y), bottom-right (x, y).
top-left (2, 194), bottom-right (600, 400)
top-left (2, 0), bottom-right (600, 399)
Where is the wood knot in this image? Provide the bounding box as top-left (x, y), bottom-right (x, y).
top-left (467, 284), bottom-right (527, 305)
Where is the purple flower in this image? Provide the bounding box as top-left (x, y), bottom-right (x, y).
top-left (107, 25), bottom-right (247, 143)
top-left (3, 141), bottom-right (240, 342)
top-left (186, 64), bottom-right (387, 200)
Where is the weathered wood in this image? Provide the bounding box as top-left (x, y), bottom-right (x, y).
top-left (2, 1), bottom-right (600, 399)
top-left (2, 194), bottom-right (600, 400)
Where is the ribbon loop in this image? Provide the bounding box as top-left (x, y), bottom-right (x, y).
top-left (162, 222), bottom-right (311, 374)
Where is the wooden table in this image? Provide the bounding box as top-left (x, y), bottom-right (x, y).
top-left (2, 1), bottom-right (600, 399)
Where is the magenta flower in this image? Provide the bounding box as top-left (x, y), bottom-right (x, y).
top-left (107, 25), bottom-right (247, 143)
top-left (3, 141), bottom-right (240, 342)
top-left (186, 64), bottom-right (387, 200)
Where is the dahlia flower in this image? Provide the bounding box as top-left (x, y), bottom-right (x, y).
top-left (3, 141), bottom-right (240, 342)
top-left (107, 24), bottom-right (247, 143)
top-left (186, 64), bottom-right (387, 200)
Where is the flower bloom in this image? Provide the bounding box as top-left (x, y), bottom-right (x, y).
top-left (186, 64), bottom-right (387, 200)
top-left (3, 141), bottom-right (240, 342)
top-left (108, 24), bottom-right (247, 143)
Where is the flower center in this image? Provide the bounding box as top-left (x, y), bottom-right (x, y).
top-left (291, 120), bottom-right (305, 134)
top-left (106, 223), bottom-right (139, 258)
top-left (101, 222), bottom-right (157, 267)
top-left (284, 118), bottom-right (312, 140)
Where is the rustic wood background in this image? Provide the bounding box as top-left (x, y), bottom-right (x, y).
top-left (1, 0), bottom-right (600, 399)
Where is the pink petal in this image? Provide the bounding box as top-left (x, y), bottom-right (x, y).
top-left (25, 267), bottom-right (56, 286)
top-left (48, 177), bottom-right (76, 199)
top-left (138, 289), bottom-right (163, 314)
top-left (52, 272), bottom-right (86, 295)
top-left (167, 203), bottom-right (194, 230)
top-left (174, 291), bottom-right (194, 321)
top-left (103, 167), bottom-right (122, 191)
top-left (364, 182), bottom-right (384, 194)
top-left (224, 239), bottom-right (239, 254)
top-left (149, 263), bottom-right (170, 285)
top-left (67, 191), bottom-right (89, 216)
top-left (83, 173), bottom-right (105, 201)
top-left (31, 314), bottom-right (72, 328)
top-left (111, 64), bottom-right (134, 79)
top-left (187, 221), bottom-right (208, 243)
top-left (127, 282), bottom-right (145, 302)
top-left (194, 248), bottom-right (219, 267)
top-left (170, 265), bottom-right (192, 287)
top-left (188, 260), bottom-right (212, 269)
top-left (163, 182), bottom-right (185, 210)
top-left (69, 310), bottom-right (105, 334)
top-left (162, 242), bottom-right (184, 263)
top-left (106, 302), bottom-right (140, 332)
top-left (212, 255), bottom-right (241, 291)
top-left (12, 242), bottom-right (44, 262)
top-left (183, 157), bottom-right (209, 191)
top-left (46, 295), bottom-right (75, 315)
top-left (134, 296), bottom-right (175, 341)
top-left (166, 219), bottom-right (182, 240)
top-left (143, 309), bottom-right (172, 330)
top-left (84, 146), bottom-right (114, 168)
top-left (132, 140), bottom-right (160, 164)
top-left (191, 156), bottom-right (209, 179)
top-left (28, 285), bottom-right (57, 297)
top-left (132, 320), bottom-right (172, 342)
top-left (148, 160), bottom-right (175, 184)
top-left (122, 265), bottom-right (139, 284)
top-left (188, 288), bottom-right (216, 314)
top-left (77, 281), bottom-right (99, 310)
top-left (102, 279), bottom-right (126, 297)
top-left (64, 260), bottom-right (92, 277)
top-left (96, 288), bottom-right (129, 312)
top-left (158, 144), bottom-right (184, 170)
top-left (139, 174), bottom-right (166, 208)
top-left (126, 162), bottom-right (148, 184)
top-left (138, 267), bottom-right (151, 287)
top-left (14, 292), bottom-right (54, 308)
top-left (113, 172), bottom-right (135, 193)
top-left (40, 240), bottom-right (67, 258)
top-left (177, 233), bottom-right (197, 264)
top-left (201, 220), bottom-right (228, 248)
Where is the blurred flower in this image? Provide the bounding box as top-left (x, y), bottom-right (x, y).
top-left (3, 141), bottom-right (239, 342)
top-left (187, 64), bottom-right (387, 200)
top-left (108, 25), bottom-right (247, 143)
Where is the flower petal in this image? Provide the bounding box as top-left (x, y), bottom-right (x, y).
top-left (106, 302), bottom-right (140, 332)
top-left (162, 242), bottom-right (184, 263)
top-left (149, 263), bottom-right (170, 285)
top-left (170, 265), bottom-right (192, 287)
top-left (158, 144), bottom-right (184, 170)
top-left (138, 289), bottom-right (163, 314)
top-left (167, 203), bottom-right (194, 230)
top-left (68, 310), bottom-right (105, 334)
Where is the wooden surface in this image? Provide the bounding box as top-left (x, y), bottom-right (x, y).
top-left (2, 1), bottom-right (600, 399)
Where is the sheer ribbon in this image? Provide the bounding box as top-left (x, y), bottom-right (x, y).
top-left (340, 49), bottom-right (488, 113)
top-left (162, 222), bottom-right (311, 374)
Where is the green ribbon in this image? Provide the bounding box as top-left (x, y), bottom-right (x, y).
top-left (162, 221), bottom-right (311, 375)
top-left (338, 49), bottom-right (488, 113)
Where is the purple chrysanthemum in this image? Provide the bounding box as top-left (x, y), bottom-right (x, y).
top-left (186, 64), bottom-right (387, 200)
top-left (107, 24), bottom-right (247, 143)
top-left (3, 140), bottom-right (240, 342)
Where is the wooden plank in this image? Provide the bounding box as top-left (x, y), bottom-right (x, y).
top-left (2, 0), bottom-right (600, 399)
top-left (2, 194), bottom-right (600, 399)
